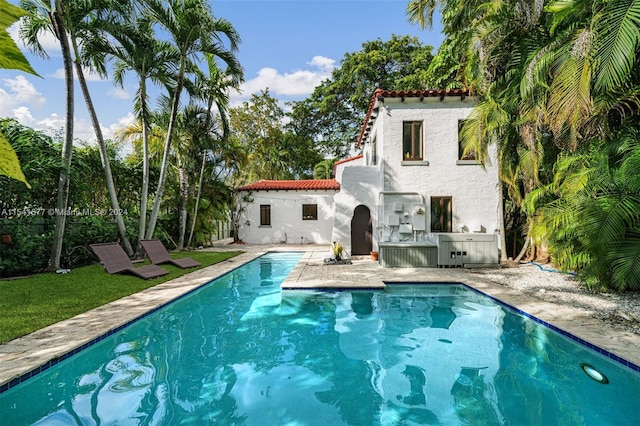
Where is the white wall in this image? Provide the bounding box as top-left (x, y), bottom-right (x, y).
top-left (238, 190), bottom-right (338, 244)
top-left (331, 164), bottom-right (381, 252)
top-left (375, 97), bottom-right (500, 242)
top-left (356, 96), bottom-right (499, 245)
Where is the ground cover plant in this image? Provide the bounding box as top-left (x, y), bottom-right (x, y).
top-left (0, 250), bottom-right (242, 343)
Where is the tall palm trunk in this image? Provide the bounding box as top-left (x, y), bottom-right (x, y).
top-left (145, 61), bottom-right (185, 239)
top-left (176, 165), bottom-right (188, 249)
top-left (48, 7), bottom-right (73, 271)
top-left (186, 151), bottom-right (206, 248)
top-left (138, 77), bottom-right (151, 246)
top-left (71, 38), bottom-right (134, 256)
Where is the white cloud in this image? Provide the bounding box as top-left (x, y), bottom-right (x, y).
top-left (7, 103), bottom-right (136, 147)
top-left (50, 67), bottom-right (107, 82)
top-left (0, 76), bottom-right (45, 117)
top-left (35, 113), bottom-right (66, 135)
top-left (12, 106), bottom-right (35, 125)
top-left (9, 21), bottom-right (61, 56)
top-left (107, 86), bottom-right (131, 100)
top-left (308, 55), bottom-right (336, 72)
top-left (104, 112), bottom-right (136, 140)
top-left (111, 113), bottom-right (137, 157)
top-left (236, 55), bottom-right (335, 99)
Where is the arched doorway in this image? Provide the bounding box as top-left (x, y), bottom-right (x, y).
top-left (351, 205), bottom-right (372, 255)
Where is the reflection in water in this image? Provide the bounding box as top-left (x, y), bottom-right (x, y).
top-left (259, 259), bottom-right (272, 287)
top-left (334, 287), bottom-right (505, 424)
top-left (2, 257), bottom-right (640, 425)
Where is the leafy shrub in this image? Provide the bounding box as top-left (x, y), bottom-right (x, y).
top-left (0, 215), bottom-right (141, 276)
top-left (0, 217), bottom-right (53, 277)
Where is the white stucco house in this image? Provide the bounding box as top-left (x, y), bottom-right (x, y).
top-left (236, 179), bottom-right (340, 245)
top-left (237, 89), bottom-right (501, 267)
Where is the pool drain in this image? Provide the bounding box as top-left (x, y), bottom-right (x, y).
top-left (580, 363), bottom-right (609, 384)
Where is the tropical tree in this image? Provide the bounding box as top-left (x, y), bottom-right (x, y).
top-left (290, 34), bottom-right (435, 158)
top-left (529, 125), bottom-right (640, 290)
top-left (0, 0), bottom-right (37, 189)
top-left (173, 104), bottom-right (212, 249)
top-left (20, 0), bottom-right (75, 270)
top-left (0, 119), bottom-right (59, 210)
top-left (229, 89), bottom-right (300, 182)
top-left (142, 0), bottom-right (242, 240)
top-left (186, 55), bottom-right (241, 248)
top-left (64, 0), bottom-right (137, 255)
top-left (406, 0), bottom-right (640, 288)
top-left (94, 14), bottom-right (174, 246)
top-left (313, 158), bottom-right (336, 179)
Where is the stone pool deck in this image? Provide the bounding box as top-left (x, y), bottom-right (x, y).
top-left (2, 244), bottom-right (640, 389)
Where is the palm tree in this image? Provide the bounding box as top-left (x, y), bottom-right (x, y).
top-left (313, 159), bottom-right (335, 179)
top-left (20, 0), bottom-right (75, 270)
top-left (173, 104), bottom-right (209, 249)
top-left (95, 15), bottom-right (174, 247)
top-left (407, 0), bottom-right (640, 286)
top-left (142, 0), bottom-right (243, 240)
top-left (186, 56), bottom-right (241, 248)
top-left (529, 126), bottom-right (640, 290)
top-left (66, 0), bottom-right (137, 256)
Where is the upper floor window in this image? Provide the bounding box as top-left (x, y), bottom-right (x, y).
top-left (431, 196), bottom-right (452, 232)
top-left (302, 204), bottom-right (318, 220)
top-left (260, 204), bottom-right (271, 226)
top-left (458, 119), bottom-right (476, 161)
top-left (403, 121), bottom-right (423, 161)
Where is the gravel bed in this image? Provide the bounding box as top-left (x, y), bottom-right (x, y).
top-left (466, 263), bottom-right (640, 337)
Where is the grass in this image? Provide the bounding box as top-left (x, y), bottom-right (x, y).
top-left (0, 250), bottom-right (243, 343)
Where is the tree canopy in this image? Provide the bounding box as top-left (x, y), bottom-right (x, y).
top-left (289, 34), bottom-right (435, 158)
top-left (407, 0), bottom-right (640, 290)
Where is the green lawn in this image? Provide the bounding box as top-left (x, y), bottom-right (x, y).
top-left (0, 250), bottom-right (243, 343)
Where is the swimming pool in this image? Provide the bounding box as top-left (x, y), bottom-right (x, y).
top-left (1, 251), bottom-right (639, 424)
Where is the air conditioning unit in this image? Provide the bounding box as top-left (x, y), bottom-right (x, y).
top-left (437, 234), bottom-right (498, 267)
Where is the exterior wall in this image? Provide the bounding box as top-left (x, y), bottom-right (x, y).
top-left (238, 190), bottom-right (337, 244)
top-left (332, 164), bottom-right (381, 253)
top-left (335, 155), bottom-right (364, 184)
top-left (374, 97), bottom-right (500, 246)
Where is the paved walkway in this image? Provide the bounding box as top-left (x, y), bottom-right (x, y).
top-left (2, 244), bottom-right (639, 389)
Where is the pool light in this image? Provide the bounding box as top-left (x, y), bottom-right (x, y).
top-left (580, 363), bottom-right (609, 384)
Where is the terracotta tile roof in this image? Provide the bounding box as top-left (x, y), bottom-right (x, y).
top-left (333, 154), bottom-right (363, 172)
top-left (357, 88), bottom-right (472, 147)
top-left (238, 179), bottom-right (340, 191)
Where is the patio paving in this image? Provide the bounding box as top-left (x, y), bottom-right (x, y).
top-left (1, 244), bottom-right (639, 389)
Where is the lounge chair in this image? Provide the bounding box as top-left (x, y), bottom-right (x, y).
top-left (90, 242), bottom-right (170, 279)
top-left (139, 239), bottom-right (201, 269)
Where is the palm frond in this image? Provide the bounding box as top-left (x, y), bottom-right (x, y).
top-left (592, 0), bottom-right (640, 92)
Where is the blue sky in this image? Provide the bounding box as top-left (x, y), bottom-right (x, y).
top-left (2, 0), bottom-right (443, 143)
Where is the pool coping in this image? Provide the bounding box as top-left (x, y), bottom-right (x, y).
top-left (2, 245), bottom-right (639, 390)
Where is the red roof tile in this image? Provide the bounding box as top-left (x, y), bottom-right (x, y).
top-left (333, 154), bottom-right (363, 172)
top-left (238, 179), bottom-right (340, 191)
top-left (357, 88), bottom-right (472, 147)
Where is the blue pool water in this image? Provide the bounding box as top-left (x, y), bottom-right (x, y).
top-left (1, 251), bottom-right (639, 425)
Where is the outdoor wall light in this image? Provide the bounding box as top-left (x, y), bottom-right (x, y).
top-left (245, 221), bottom-right (251, 226)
